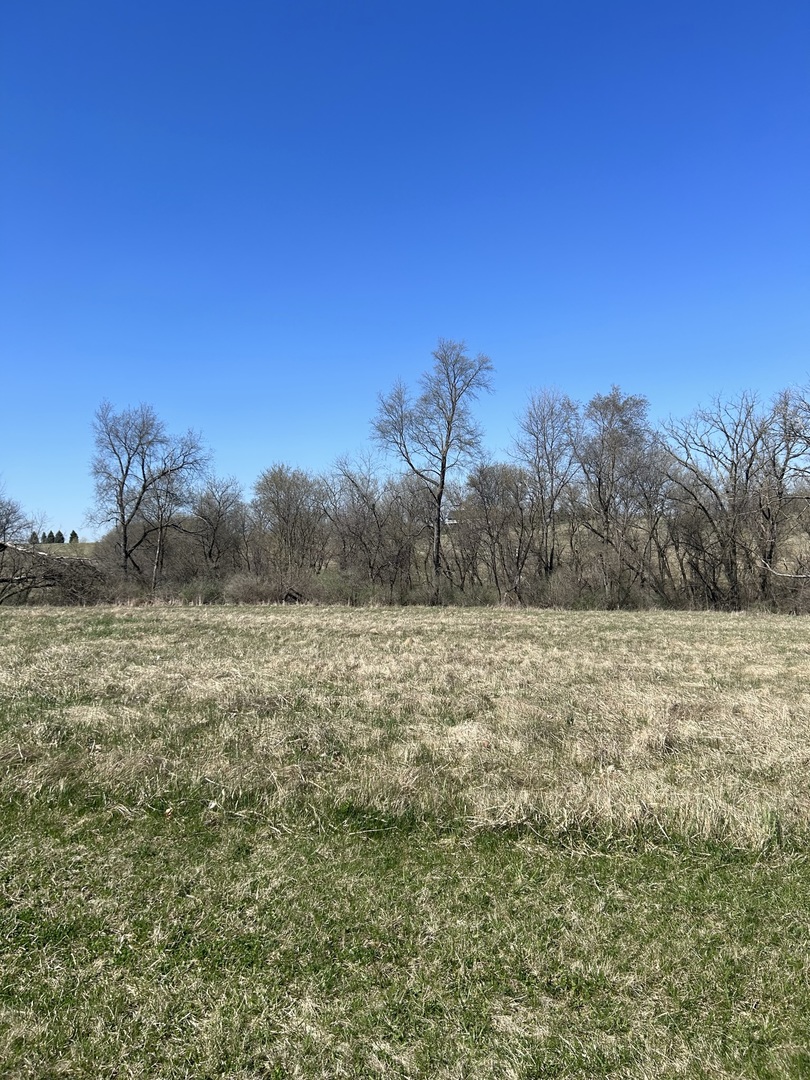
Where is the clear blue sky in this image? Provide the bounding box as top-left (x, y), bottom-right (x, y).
top-left (2, 0), bottom-right (808, 537)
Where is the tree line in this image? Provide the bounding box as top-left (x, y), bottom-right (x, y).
top-left (4, 338), bottom-right (810, 610)
top-left (28, 530), bottom-right (79, 545)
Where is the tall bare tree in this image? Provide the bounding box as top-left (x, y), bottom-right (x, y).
top-left (664, 393), bottom-right (767, 609)
top-left (573, 387), bottom-right (657, 606)
top-left (90, 401), bottom-right (208, 580)
top-left (513, 388), bottom-right (579, 580)
top-left (755, 388), bottom-right (810, 597)
top-left (189, 476), bottom-right (248, 576)
top-left (373, 338), bottom-right (493, 604)
top-left (252, 464), bottom-right (330, 591)
top-left (465, 462), bottom-right (537, 603)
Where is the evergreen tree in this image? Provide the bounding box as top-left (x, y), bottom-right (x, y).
top-left (54, 530), bottom-right (65, 544)
top-left (29, 531), bottom-right (39, 545)
top-left (46, 530), bottom-right (55, 544)
top-left (69, 530), bottom-right (79, 543)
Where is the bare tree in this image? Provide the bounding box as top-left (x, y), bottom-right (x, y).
top-left (0, 486), bottom-right (30, 545)
top-left (573, 387), bottom-right (658, 606)
top-left (513, 388), bottom-right (579, 580)
top-left (326, 456), bottom-right (399, 597)
top-left (664, 393), bottom-right (767, 609)
top-left (324, 458), bottom-right (434, 603)
top-left (139, 467), bottom-right (198, 593)
top-left (0, 486), bottom-right (32, 603)
top-left (90, 401), bottom-right (208, 581)
top-left (756, 388), bottom-right (810, 597)
top-left (465, 462), bottom-right (537, 603)
top-left (189, 476), bottom-right (248, 576)
top-left (373, 338), bottom-right (493, 604)
top-left (252, 463), bottom-right (330, 592)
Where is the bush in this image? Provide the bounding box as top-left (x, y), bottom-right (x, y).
top-left (178, 578), bottom-right (225, 605)
top-left (222, 573), bottom-right (280, 604)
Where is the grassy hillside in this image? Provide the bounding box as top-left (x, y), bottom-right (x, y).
top-left (1, 607), bottom-right (809, 1077)
top-left (33, 540), bottom-right (98, 559)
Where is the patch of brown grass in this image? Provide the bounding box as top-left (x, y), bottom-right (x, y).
top-left (2, 606), bottom-right (809, 843)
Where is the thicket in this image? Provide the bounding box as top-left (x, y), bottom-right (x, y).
top-left (86, 397), bottom-right (810, 611)
top-left (5, 346), bottom-right (810, 610)
top-left (95, 385), bottom-right (810, 611)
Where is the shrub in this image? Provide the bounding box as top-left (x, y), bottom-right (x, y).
top-left (222, 573), bottom-right (280, 604)
top-left (178, 578), bottom-right (225, 605)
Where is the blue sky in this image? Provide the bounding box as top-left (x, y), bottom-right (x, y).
top-left (2, 0), bottom-right (808, 537)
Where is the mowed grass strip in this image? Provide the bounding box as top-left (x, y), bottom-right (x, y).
top-left (2, 607), bottom-right (810, 1077)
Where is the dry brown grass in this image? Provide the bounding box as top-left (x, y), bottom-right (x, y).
top-left (2, 605), bottom-right (809, 844)
top-left (4, 606), bottom-right (810, 1077)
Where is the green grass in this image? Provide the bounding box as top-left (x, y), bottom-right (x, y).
top-left (2, 607), bottom-right (810, 1077)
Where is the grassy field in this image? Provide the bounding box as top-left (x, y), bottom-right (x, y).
top-left (1, 606), bottom-right (810, 1077)
top-left (33, 541), bottom-right (97, 559)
